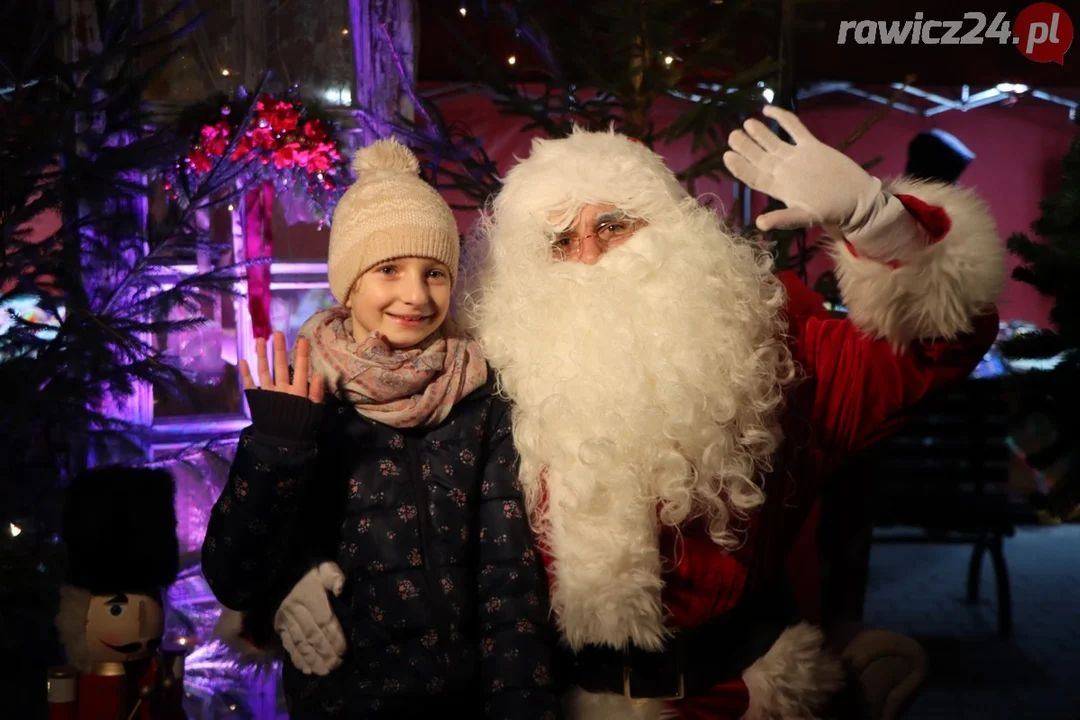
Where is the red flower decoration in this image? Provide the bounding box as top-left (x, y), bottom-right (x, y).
top-left (229, 135), bottom-right (253, 162)
top-left (303, 119), bottom-right (327, 142)
top-left (187, 149), bottom-right (212, 173)
top-left (271, 142), bottom-right (302, 169)
top-left (169, 89), bottom-right (351, 222)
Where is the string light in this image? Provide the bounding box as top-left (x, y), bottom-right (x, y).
top-left (341, 28), bottom-right (349, 35)
top-left (8, 522), bottom-right (21, 538)
top-left (507, 55), bottom-right (516, 65)
top-left (227, 204), bottom-right (235, 212)
top-left (663, 55), bottom-right (674, 66)
top-left (459, 3), bottom-right (467, 16)
top-left (757, 81), bottom-right (775, 104)
top-left (221, 69), bottom-right (230, 77)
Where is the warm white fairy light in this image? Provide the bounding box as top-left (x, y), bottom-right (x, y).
top-left (341, 28), bottom-right (349, 35)
top-left (221, 69), bottom-right (230, 77)
top-left (507, 55), bottom-right (516, 65)
top-left (663, 55), bottom-right (674, 66)
top-left (9, 523), bottom-right (21, 538)
top-left (757, 81), bottom-right (774, 104)
top-left (459, 4), bottom-right (467, 17)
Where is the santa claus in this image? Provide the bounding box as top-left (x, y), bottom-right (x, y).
top-left (455, 105), bottom-right (1004, 719)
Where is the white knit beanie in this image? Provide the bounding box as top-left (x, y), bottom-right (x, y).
top-left (327, 138), bottom-right (460, 304)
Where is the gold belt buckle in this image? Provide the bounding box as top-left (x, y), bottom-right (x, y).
top-left (622, 652), bottom-right (685, 704)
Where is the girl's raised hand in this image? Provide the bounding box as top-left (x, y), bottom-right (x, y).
top-left (240, 331), bottom-right (325, 403)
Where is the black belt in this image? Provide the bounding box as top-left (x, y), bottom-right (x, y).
top-left (564, 583), bottom-right (802, 701)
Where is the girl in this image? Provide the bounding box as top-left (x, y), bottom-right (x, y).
top-left (202, 139), bottom-right (562, 719)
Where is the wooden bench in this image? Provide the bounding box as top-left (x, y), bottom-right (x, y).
top-left (829, 377), bottom-right (1026, 637)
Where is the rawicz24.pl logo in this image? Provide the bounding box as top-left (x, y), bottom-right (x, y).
top-left (836, 2), bottom-right (1074, 65)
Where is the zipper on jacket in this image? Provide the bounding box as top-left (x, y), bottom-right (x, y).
top-left (403, 434), bottom-right (452, 655)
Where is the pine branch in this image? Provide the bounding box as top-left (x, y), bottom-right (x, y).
top-left (1005, 131), bottom-right (1080, 356)
top-left (0, 0), bottom-right (265, 526)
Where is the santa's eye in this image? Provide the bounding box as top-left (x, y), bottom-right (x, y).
top-left (109, 605), bottom-right (123, 617)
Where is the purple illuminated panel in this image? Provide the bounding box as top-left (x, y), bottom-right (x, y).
top-left (270, 282), bottom-right (335, 351)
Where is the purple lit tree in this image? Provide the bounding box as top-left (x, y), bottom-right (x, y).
top-left (0, 1), bottom-right (264, 715)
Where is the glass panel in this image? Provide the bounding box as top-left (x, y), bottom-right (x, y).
top-left (270, 283), bottom-right (337, 351)
top-left (153, 289), bottom-right (245, 418)
top-left (142, 0), bottom-right (241, 106)
top-left (267, 0), bottom-right (355, 105)
top-left (147, 177), bottom-right (239, 266)
top-left (142, 0), bottom-right (356, 105)
top-left (270, 198), bottom-right (332, 261)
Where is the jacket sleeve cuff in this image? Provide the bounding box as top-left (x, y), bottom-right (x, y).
top-left (245, 389), bottom-right (325, 443)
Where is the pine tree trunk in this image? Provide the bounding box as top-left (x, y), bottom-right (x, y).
top-left (625, 0), bottom-right (651, 141)
top-left (52, 0), bottom-right (100, 479)
top-left (54, 0), bottom-right (153, 456)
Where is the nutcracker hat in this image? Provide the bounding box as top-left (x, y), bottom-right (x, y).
top-left (905, 129), bottom-right (975, 184)
top-left (61, 465), bottom-right (180, 595)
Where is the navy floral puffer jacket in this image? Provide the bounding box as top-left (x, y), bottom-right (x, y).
top-left (202, 371), bottom-right (563, 719)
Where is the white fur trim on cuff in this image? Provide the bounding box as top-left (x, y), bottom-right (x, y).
top-left (742, 622), bottom-right (846, 720)
top-left (829, 177), bottom-right (1005, 346)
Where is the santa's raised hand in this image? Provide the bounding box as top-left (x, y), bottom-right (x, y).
top-left (724, 105), bottom-right (928, 263)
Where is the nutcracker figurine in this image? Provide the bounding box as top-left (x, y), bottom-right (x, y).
top-left (50, 465), bottom-right (187, 720)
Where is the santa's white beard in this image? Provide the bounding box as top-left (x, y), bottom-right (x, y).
top-left (463, 204), bottom-right (794, 651)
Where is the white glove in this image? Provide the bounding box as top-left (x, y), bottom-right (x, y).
top-left (274, 561), bottom-right (348, 675)
top-left (724, 105), bottom-right (928, 262)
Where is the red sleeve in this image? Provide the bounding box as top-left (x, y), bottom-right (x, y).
top-left (779, 272), bottom-right (999, 469)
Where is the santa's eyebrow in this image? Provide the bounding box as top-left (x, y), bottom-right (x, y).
top-left (595, 210), bottom-right (631, 224)
top-left (106, 593), bottom-right (129, 604)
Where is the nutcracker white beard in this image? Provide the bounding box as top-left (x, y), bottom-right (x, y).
top-left (461, 199), bottom-right (796, 650)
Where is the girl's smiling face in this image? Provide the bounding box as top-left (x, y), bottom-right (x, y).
top-left (346, 256), bottom-right (452, 348)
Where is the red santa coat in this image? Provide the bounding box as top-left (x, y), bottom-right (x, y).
top-left (537, 179), bottom-right (1005, 719)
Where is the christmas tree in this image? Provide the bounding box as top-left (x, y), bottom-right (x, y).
top-left (1002, 124), bottom-right (1080, 520)
top-left (0, 1), bottom-right (259, 712)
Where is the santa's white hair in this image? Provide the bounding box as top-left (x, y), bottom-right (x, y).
top-left (459, 126), bottom-right (796, 652)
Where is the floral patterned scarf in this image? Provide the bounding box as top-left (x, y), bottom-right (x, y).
top-left (296, 306), bottom-right (488, 428)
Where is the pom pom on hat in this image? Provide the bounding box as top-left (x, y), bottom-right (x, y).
top-left (328, 138), bottom-right (460, 304)
top-left (352, 138), bottom-right (421, 176)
